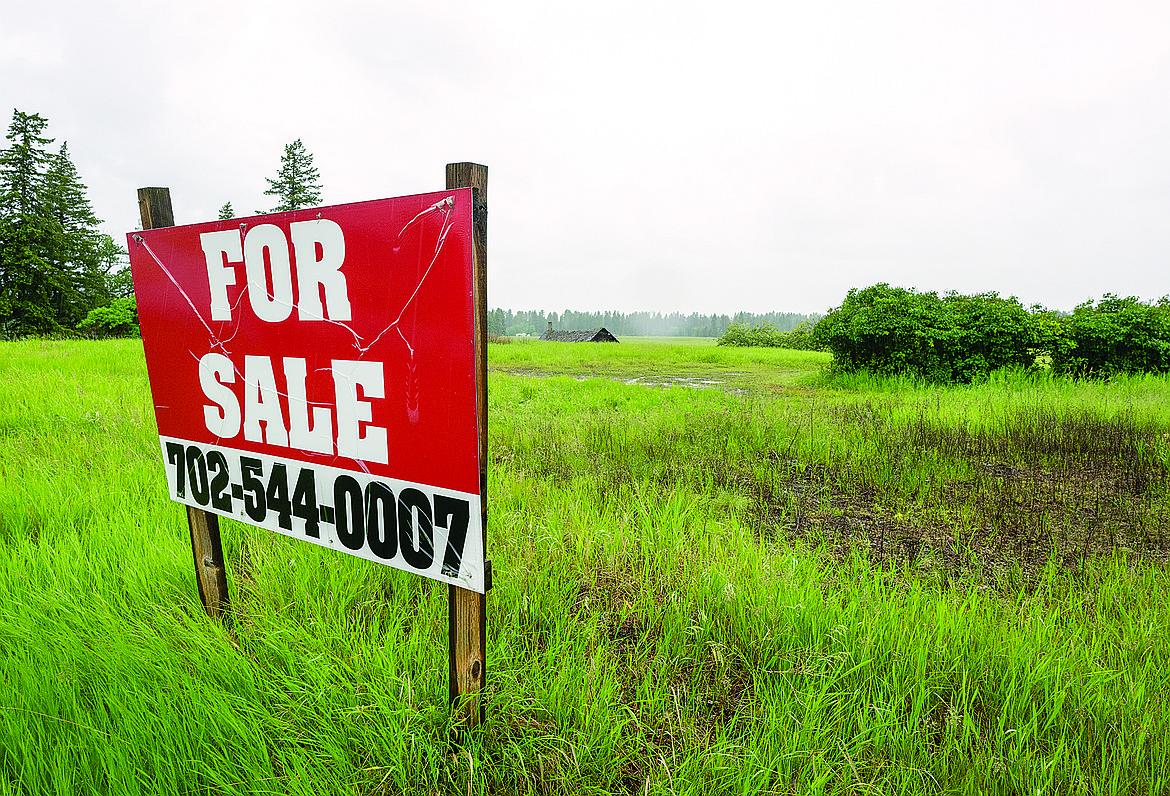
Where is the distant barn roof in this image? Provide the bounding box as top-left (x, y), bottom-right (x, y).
top-left (539, 327), bottom-right (620, 343)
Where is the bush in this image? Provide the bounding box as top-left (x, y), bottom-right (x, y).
top-left (717, 321), bottom-right (783, 347)
top-left (731, 286), bottom-right (1170, 382)
top-left (813, 284), bottom-right (1036, 384)
top-left (1051, 295), bottom-right (1170, 377)
top-left (778, 320), bottom-right (823, 351)
top-left (937, 291), bottom-right (1036, 381)
top-left (77, 296), bottom-right (139, 338)
top-left (716, 320), bottom-right (824, 350)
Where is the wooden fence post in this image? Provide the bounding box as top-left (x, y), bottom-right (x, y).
top-left (137, 187), bottom-right (232, 623)
top-left (445, 163), bottom-right (489, 726)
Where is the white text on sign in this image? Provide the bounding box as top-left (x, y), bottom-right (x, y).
top-left (200, 221), bottom-right (351, 322)
top-left (198, 354), bottom-right (388, 464)
top-left (196, 222), bottom-right (388, 464)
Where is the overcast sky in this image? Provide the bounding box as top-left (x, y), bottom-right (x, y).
top-left (4, 0), bottom-right (1169, 315)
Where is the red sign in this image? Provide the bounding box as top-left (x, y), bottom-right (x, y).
top-left (129, 190), bottom-right (485, 592)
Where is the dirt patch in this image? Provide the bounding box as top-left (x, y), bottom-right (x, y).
top-left (755, 408), bottom-right (1170, 589)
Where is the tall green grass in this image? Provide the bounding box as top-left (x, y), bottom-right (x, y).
top-left (1, 339), bottom-right (1168, 794)
top-left (488, 337), bottom-right (829, 391)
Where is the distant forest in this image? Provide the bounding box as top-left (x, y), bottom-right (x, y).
top-left (489, 309), bottom-right (821, 338)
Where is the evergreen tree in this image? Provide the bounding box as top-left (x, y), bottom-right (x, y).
top-left (44, 143), bottom-right (121, 327)
top-left (0, 110), bottom-right (123, 336)
top-left (217, 202), bottom-right (234, 220)
top-left (0, 111), bottom-right (59, 335)
top-left (263, 139), bottom-right (322, 212)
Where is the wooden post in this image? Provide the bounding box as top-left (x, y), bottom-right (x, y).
top-left (137, 187), bottom-right (232, 623)
top-left (446, 163), bottom-right (489, 726)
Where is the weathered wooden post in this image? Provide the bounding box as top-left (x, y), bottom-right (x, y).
top-left (137, 187), bottom-right (231, 623)
top-left (445, 163), bottom-right (489, 726)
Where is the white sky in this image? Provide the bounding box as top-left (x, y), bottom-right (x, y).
top-left (4, 0), bottom-right (1169, 315)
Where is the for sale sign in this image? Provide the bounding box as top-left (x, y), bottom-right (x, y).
top-left (128, 189), bottom-right (485, 592)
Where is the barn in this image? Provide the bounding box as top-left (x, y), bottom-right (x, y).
top-left (539, 326), bottom-right (620, 343)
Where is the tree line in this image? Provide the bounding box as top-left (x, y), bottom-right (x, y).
top-left (490, 308), bottom-right (820, 338)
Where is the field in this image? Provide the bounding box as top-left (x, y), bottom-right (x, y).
top-left (2, 337), bottom-right (1169, 795)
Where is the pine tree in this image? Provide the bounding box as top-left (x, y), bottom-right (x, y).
top-left (217, 201), bottom-right (235, 220)
top-left (44, 143), bottom-right (118, 327)
top-left (0, 110), bottom-right (123, 336)
top-left (0, 111), bottom-right (58, 335)
top-left (263, 139), bottom-right (322, 212)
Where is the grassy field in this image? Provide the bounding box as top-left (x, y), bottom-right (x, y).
top-left (2, 337), bottom-right (1169, 794)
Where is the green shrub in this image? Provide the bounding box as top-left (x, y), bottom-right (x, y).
top-left (937, 291), bottom-right (1036, 381)
top-left (716, 320), bottom-right (824, 350)
top-left (77, 295), bottom-right (139, 338)
top-left (1051, 294), bottom-right (1170, 377)
top-left (813, 284), bottom-right (1036, 384)
top-left (717, 321), bottom-right (782, 347)
top-left (777, 319), bottom-right (823, 350)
